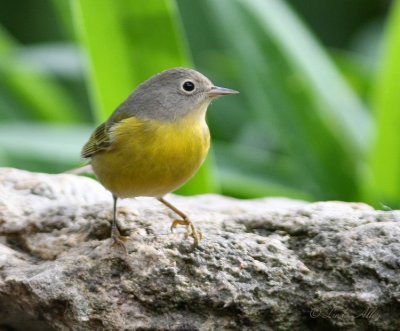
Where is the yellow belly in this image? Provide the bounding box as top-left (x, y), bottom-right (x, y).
top-left (90, 116), bottom-right (210, 198)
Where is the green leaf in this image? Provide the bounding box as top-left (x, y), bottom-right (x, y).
top-left (0, 25), bottom-right (14, 54)
top-left (0, 25), bottom-right (83, 123)
top-left (219, 169), bottom-right (312, 200)
top-left (236, 0), bottom-right (372, 154)
top-left (0, 123), bottom-right (90, 165)
top-left (51, 0), bottom-right (76, 40)
top-left (330, 50), bottom-right (375, 104)
top-left (364, 1), bottom-right (400, 207)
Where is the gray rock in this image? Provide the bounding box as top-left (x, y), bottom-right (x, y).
top-left (0, 167), bottom-right (399, 331)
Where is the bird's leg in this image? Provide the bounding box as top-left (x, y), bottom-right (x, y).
top-left (111, 195), bottom-right (127, 253)
top-left (157, 197), bottom-right (202, 246)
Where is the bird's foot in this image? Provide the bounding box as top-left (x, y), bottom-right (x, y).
top-left (170, 219), bottom-right (202, 247)
top-left (111, 226), bottom-right (129, 254)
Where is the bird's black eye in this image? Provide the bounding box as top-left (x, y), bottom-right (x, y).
top-left (182, 81), bottom-right (195, 92)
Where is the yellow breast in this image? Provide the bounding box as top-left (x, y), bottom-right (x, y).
top-left (90, 113), bottom-right (210, 198)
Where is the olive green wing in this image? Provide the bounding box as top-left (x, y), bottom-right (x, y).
top-left (81, 122), bottom-right (112, 159)
top-left (81, 106), bottom-right (132, 159)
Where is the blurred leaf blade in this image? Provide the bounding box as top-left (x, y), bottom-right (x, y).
top-left (213, 141), bottom-right (311, 199)
top-left (0, 25), bottom-right (83, 123)
top-left (220, 169), bottom-right (312, 200)
top-left (0, 25), bottom-right (14, 53)
top-left (366, 0), bottom-right (400, 206)
top-left (0, 123), bottom-right (90, 165)
top-left (71, 0), bottom-right (134, 122)
top-left (51, 0), bottom-right (76, 40)
top-left (237, 0), bottom-right (372, 154)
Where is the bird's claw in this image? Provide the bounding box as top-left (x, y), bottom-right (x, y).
top-left (111, 226), bottom-right (129, 254)
top-left (170, 219), bottom-right (202, 246)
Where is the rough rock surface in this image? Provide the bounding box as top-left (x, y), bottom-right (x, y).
top-left (0, 168), bottom-right (399, 331)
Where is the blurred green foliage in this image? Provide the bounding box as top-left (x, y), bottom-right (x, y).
top-left (0, 0), bottom-right (398, 207)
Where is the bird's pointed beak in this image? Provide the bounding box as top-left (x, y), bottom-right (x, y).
top-left (208, 86), bottom-right (239, 97)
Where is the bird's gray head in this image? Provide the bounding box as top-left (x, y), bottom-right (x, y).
top-left (113, 68), bottom-right (238, 122)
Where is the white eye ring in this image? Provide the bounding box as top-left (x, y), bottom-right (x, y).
top-left (181, 80), bottom-right (196, 93)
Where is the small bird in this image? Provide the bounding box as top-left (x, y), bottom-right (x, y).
top-left (81, 68), bottom-right (238, 248)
